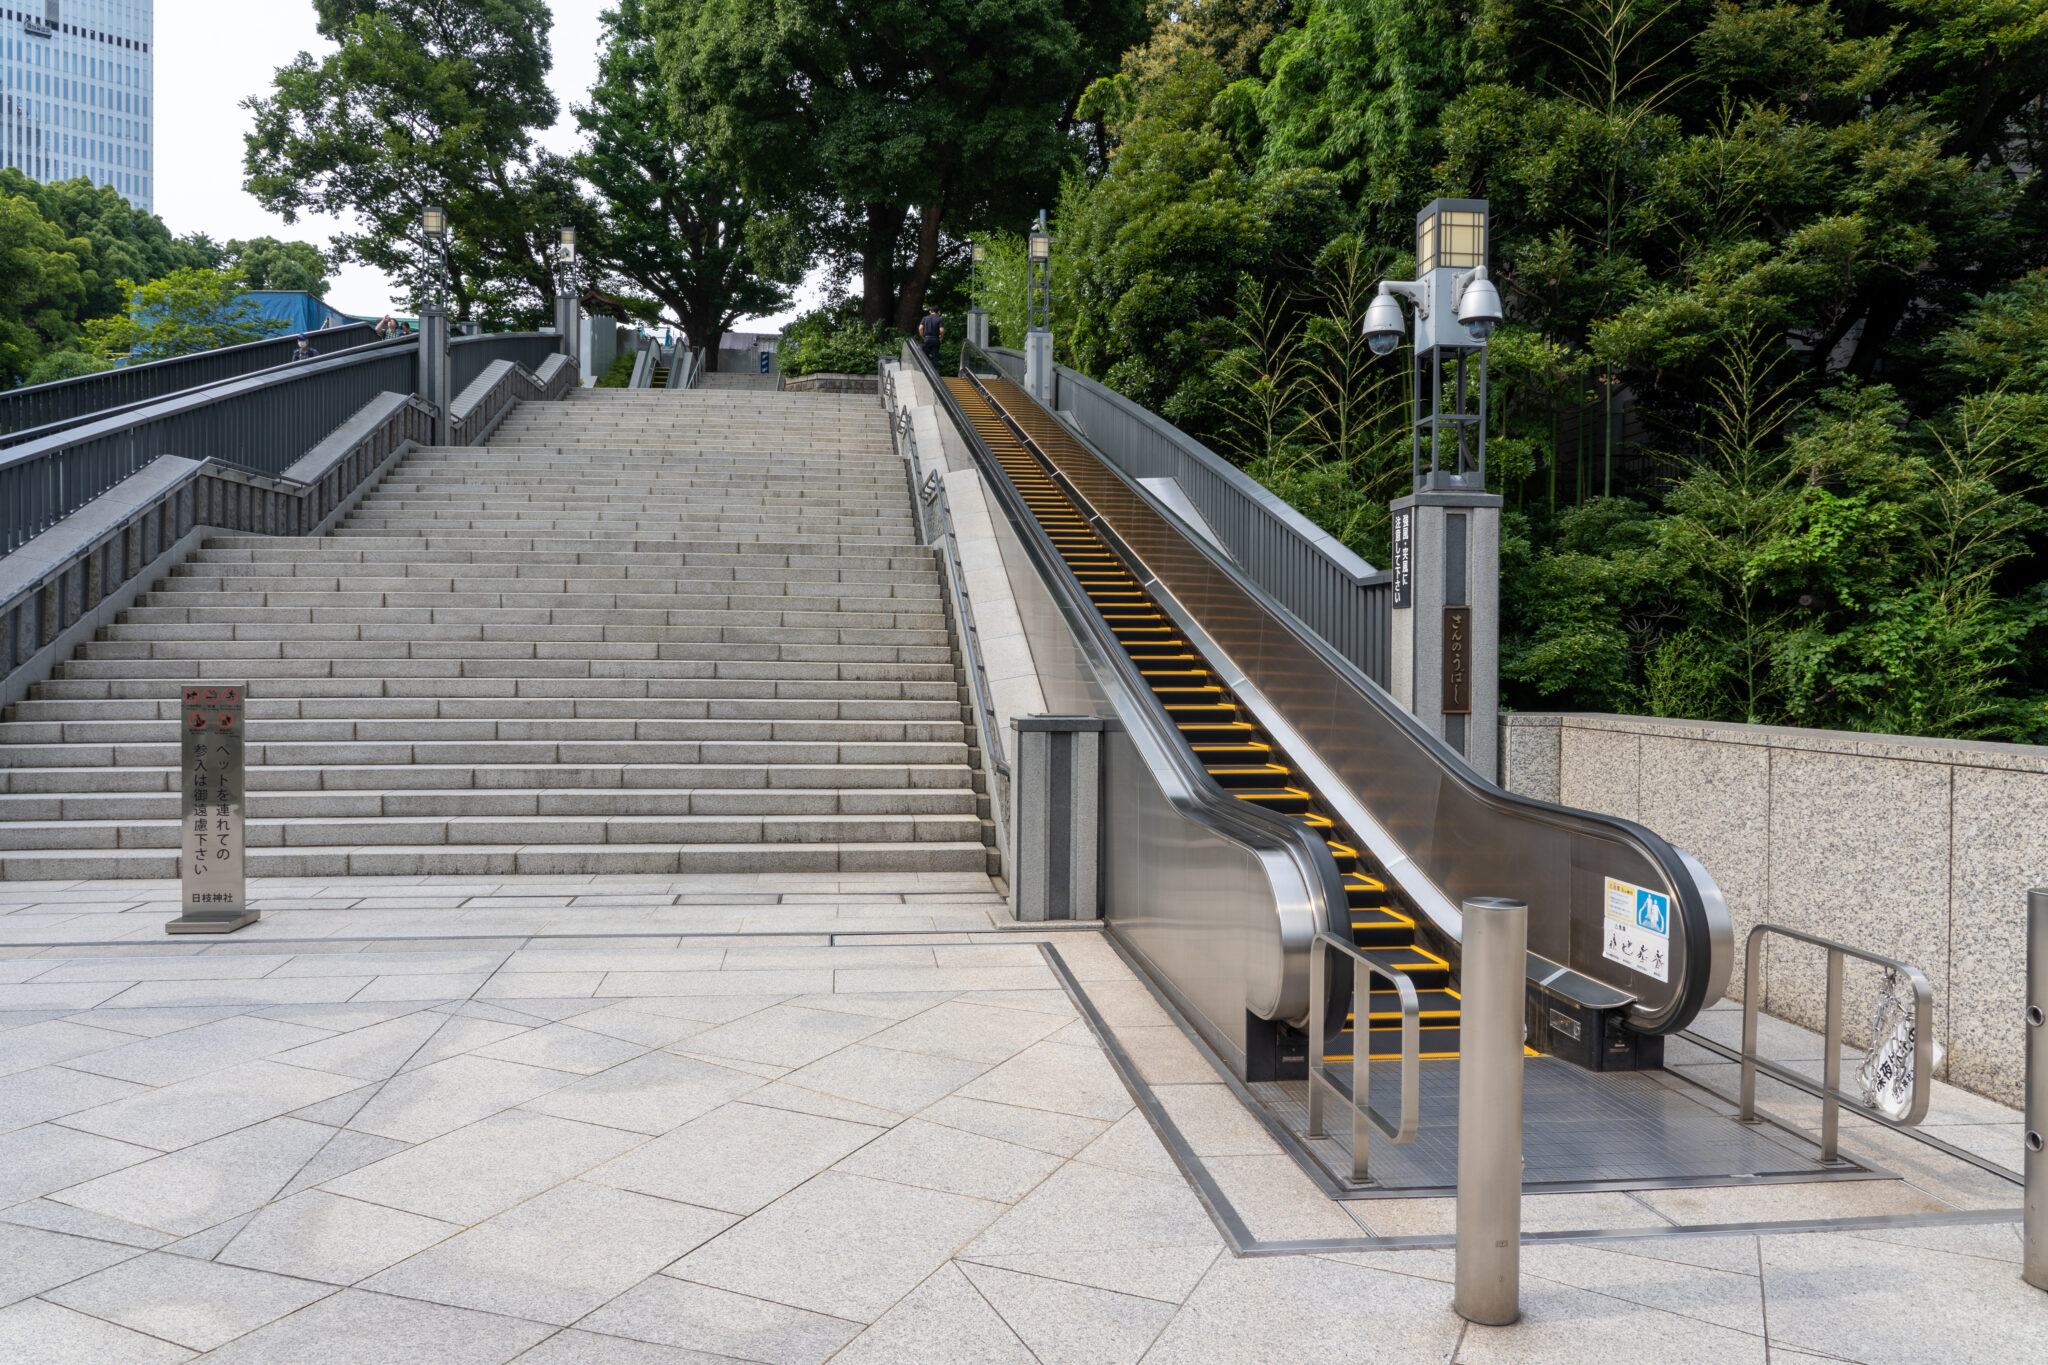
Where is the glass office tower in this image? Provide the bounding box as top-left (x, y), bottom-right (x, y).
top-left (2, 1), bottom-right (153, 211)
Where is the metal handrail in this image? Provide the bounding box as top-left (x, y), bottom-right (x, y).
top-left (1739, 923), bottom-right (1935, 1161)
top-left (1307, 932), bottom-right (1421, 1182)
top-left (1, 321), bottom-right (382, 442)
top-left (628, 340), bottom-right (655, 389)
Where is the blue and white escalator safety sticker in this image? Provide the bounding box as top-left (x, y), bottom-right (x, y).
top-left (1602, 876), bottom-right (1670, 983)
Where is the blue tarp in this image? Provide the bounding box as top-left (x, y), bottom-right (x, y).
top-left (244, 291), bottom-right (355, 335)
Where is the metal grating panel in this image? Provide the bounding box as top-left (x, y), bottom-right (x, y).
top-left (1253, 1058), bottom-right (1885, 1196)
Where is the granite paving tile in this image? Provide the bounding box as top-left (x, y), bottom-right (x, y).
top-left (958, 1260), bottom-right (1176, 1364)
top-left (585, 1099), bottom-right (879, 1214)
top-left (951, 1038), bottom-right (1134, 1121)
top-left (858, 999), bottom-right (1068, 1064)
top-left (676, 1002), bottom-right (889, 1068)
top-left (0, 1018), bottom-right (139, 1077)
top-left (50, 1116), bottom-right (336, 1237)
top-left (583, 1276), bottom-right (862, 1362)
top-left (1518, 1240), bottom-right (1767, 1334)
top-left (1452, 1274), bottom-right (1769, 1364)
top-left (917, 1095), bottom-right (1111, 1158)
top-left (269, 1011), bottom-right (449, 1081)
top-left (666, 1170), bottom-right (1004, 1322)
top-left (829, 1263), bottom-right (1034, 1364)
top-left (59, 1015), bottom-right (335, 1087)
top-left (832, 1116), bottom-right (1064, 1203)
top-left (0, 1197), bottom-right (175, 1250)
top-left (0, 1121), bottom-right (158, 1205)
top-left (506, 1327), bottom-right (743, 1364)
top-left (58, 1058), bottom-right (358, 1151)
top-left (1759, 1230), bottom-right (2048, 1364)
top-left (1140, 1254), bottom-right (1464, 1364)
top-left (778, 1043), bottom-right (988, 1115)
top-left (190, 1287), bottom-right (553, 1365)
top-left (0, 1063), bottom-right (147, 1133)
top-left (363, 1182), bottom-right (732, 1325)
top-left (321, 1111), bottom-right (643, 1225)
top-left (0, 1223), bottom-right (143, 1308)
top-left (0, 1296), bottom-right (195, 1364)
top-left (960, 1161), bottom-right (1217, 1263)
top-left (219, 1190), bottom-right (462, 1285)
top-left (344, 1054), bottom-right (578, 1144)
top-left (471, 1022), bottom-right (648, 1075)
top-left (518, 1050), bottom-right (763, 1135)
top-left (43, 1249), bottom-right (335, 1351)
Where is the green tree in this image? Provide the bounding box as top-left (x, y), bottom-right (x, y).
top-left (224, 238), bottom-right (333, 296)
top-left (573, 0), bottom-right (801, 363)
top-left (243, 0), bottom-right (575, 325)
top-left (657, 0), bottom-right (1147, 330)
top-left (0, 170), bottom-right (217, 324)
top-left (84, 269), bottom-right (289, 363)
top-left (0, 193), bottom-right (92, 388)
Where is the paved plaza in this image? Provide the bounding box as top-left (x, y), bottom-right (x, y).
top-left (0, 872), bottom-right (2041, 1363)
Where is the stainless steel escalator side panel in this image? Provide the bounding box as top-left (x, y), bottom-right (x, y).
top-left (922, 350), bottom-right (1340, 1057)
top-left (972, 365), bottom-right (1730, 1036)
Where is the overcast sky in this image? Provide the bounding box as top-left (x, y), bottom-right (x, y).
top-left (155, 1), bottom-right (810, 328)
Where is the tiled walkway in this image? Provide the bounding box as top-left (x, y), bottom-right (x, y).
top-left (0, 875), bottom-right (2043, 1362)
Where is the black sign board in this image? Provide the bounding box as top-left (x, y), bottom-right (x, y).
top-left (1442, 607), bottom-right (1472, 714)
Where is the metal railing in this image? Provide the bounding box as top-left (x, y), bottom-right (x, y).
top-left (451, 333), bottom-right (564, 397)
top-left (669, 347), bottom-right (701, 390)
top-left (1739, 923), bottom-right (1935, 1162)
top-left (0, 344), bottom-right (419, 557)
top-left (2, 323), bottom-right (388, 449)
top-left (1306, 933), bottom-right (1421, 1182)
top-left (628, 340), bottom-right (656, 389)
top-left (988, 347), bottom-right (1394, 686)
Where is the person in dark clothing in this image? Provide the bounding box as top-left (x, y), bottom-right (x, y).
top-left (919, 306), bottom-right (944, 363)
top-left (290, 336), bottom-right (320, 362)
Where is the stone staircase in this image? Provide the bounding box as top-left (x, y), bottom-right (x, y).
top-left (0, 389), bottom-right (994, 880)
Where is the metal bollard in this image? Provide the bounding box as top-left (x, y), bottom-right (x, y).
top-left (2027, 888), bottom-right (2047, 1292)
top-left (1454, 896), bottom-right (1527, 1326)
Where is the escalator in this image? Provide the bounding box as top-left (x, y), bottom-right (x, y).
top-left (949, 376), bottom-right (1459, 1063)
top-left (923, 346), bottom-right (1731, 1101)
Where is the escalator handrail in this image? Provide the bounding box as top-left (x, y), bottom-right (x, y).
top-left (908, 345), bottom-right (1353, 982)
top-left (960, 342), bottom-right (1728, 1034)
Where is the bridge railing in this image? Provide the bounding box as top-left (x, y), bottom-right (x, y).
top-left (451, 332), bottom-right (565, 397)
top-left (0, 321), bottom-right (383, 444)
top-left (983, 346), bottom-right (1393, 688)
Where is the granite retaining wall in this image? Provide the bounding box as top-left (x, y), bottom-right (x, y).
top-left (1501, 712), bottom-right (2046, 1106)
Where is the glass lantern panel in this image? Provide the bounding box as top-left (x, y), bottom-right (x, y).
top-left (1416, 214), bottom-right (1436, 273)
top-left (1442, 211), bottom-right (1486, 268)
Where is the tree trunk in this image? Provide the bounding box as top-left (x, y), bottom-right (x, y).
top-left (861, 202), bottom-right (907, 323)
top-left (893, 202), bottom-right (944, 334)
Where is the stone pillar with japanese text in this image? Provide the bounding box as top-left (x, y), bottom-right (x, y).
top-left (1387, 491), bottom-right (1502, 781)
top-left (166, 684), bottom-right (257, 934)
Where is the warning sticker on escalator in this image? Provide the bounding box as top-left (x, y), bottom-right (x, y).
top-left (1602, 877), bottom-right (1670, 983)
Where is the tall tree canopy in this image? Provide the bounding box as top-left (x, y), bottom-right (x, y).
top-left (574, 0), bottom-right (804, 362)
top-left (653, 0), bottom-right (1147, 330)
top-left (1045, 0), bottom-right (2048, 741)
top-left (243, 0), bottom-right (576, 325)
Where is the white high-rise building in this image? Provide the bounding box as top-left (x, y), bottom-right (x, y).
top-left (2, 1), bottom-right (153, 211)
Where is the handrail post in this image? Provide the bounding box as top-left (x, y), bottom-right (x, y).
top-left (2026, 887), bottom-right (2047, 1291)
top-left (1740, 925), bottom-right (1764, 1122)
top-left (1822, 946), bottom-right (1844, 1163)
top-left (1455, 896), bottom-right (1526, 1327)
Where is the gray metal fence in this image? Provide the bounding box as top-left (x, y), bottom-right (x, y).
top-left (0, 344), bottom-right (423, 557)
top-left (451, 333), bottom-right (566, 396)
top-left (985, 348), bottom-right (1394, 687)
top-left (1, 322), bottom-right (382, 444)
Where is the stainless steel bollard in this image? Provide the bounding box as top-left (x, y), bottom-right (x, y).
top-left (1454, 896), bottom-right (1527, 1326)
top-left (2026, 888), bottom-right (2047, 1292)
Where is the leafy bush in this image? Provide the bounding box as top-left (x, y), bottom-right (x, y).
top-left (595, 352), bottom-right (636, 388)
top-left (21, 350), bottom-right (113, 386)
top-left (779, 304), bottom-right (899, 377)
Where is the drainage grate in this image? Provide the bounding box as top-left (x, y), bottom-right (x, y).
top-left (1252, 1058), bottom-right (1890, 1196)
